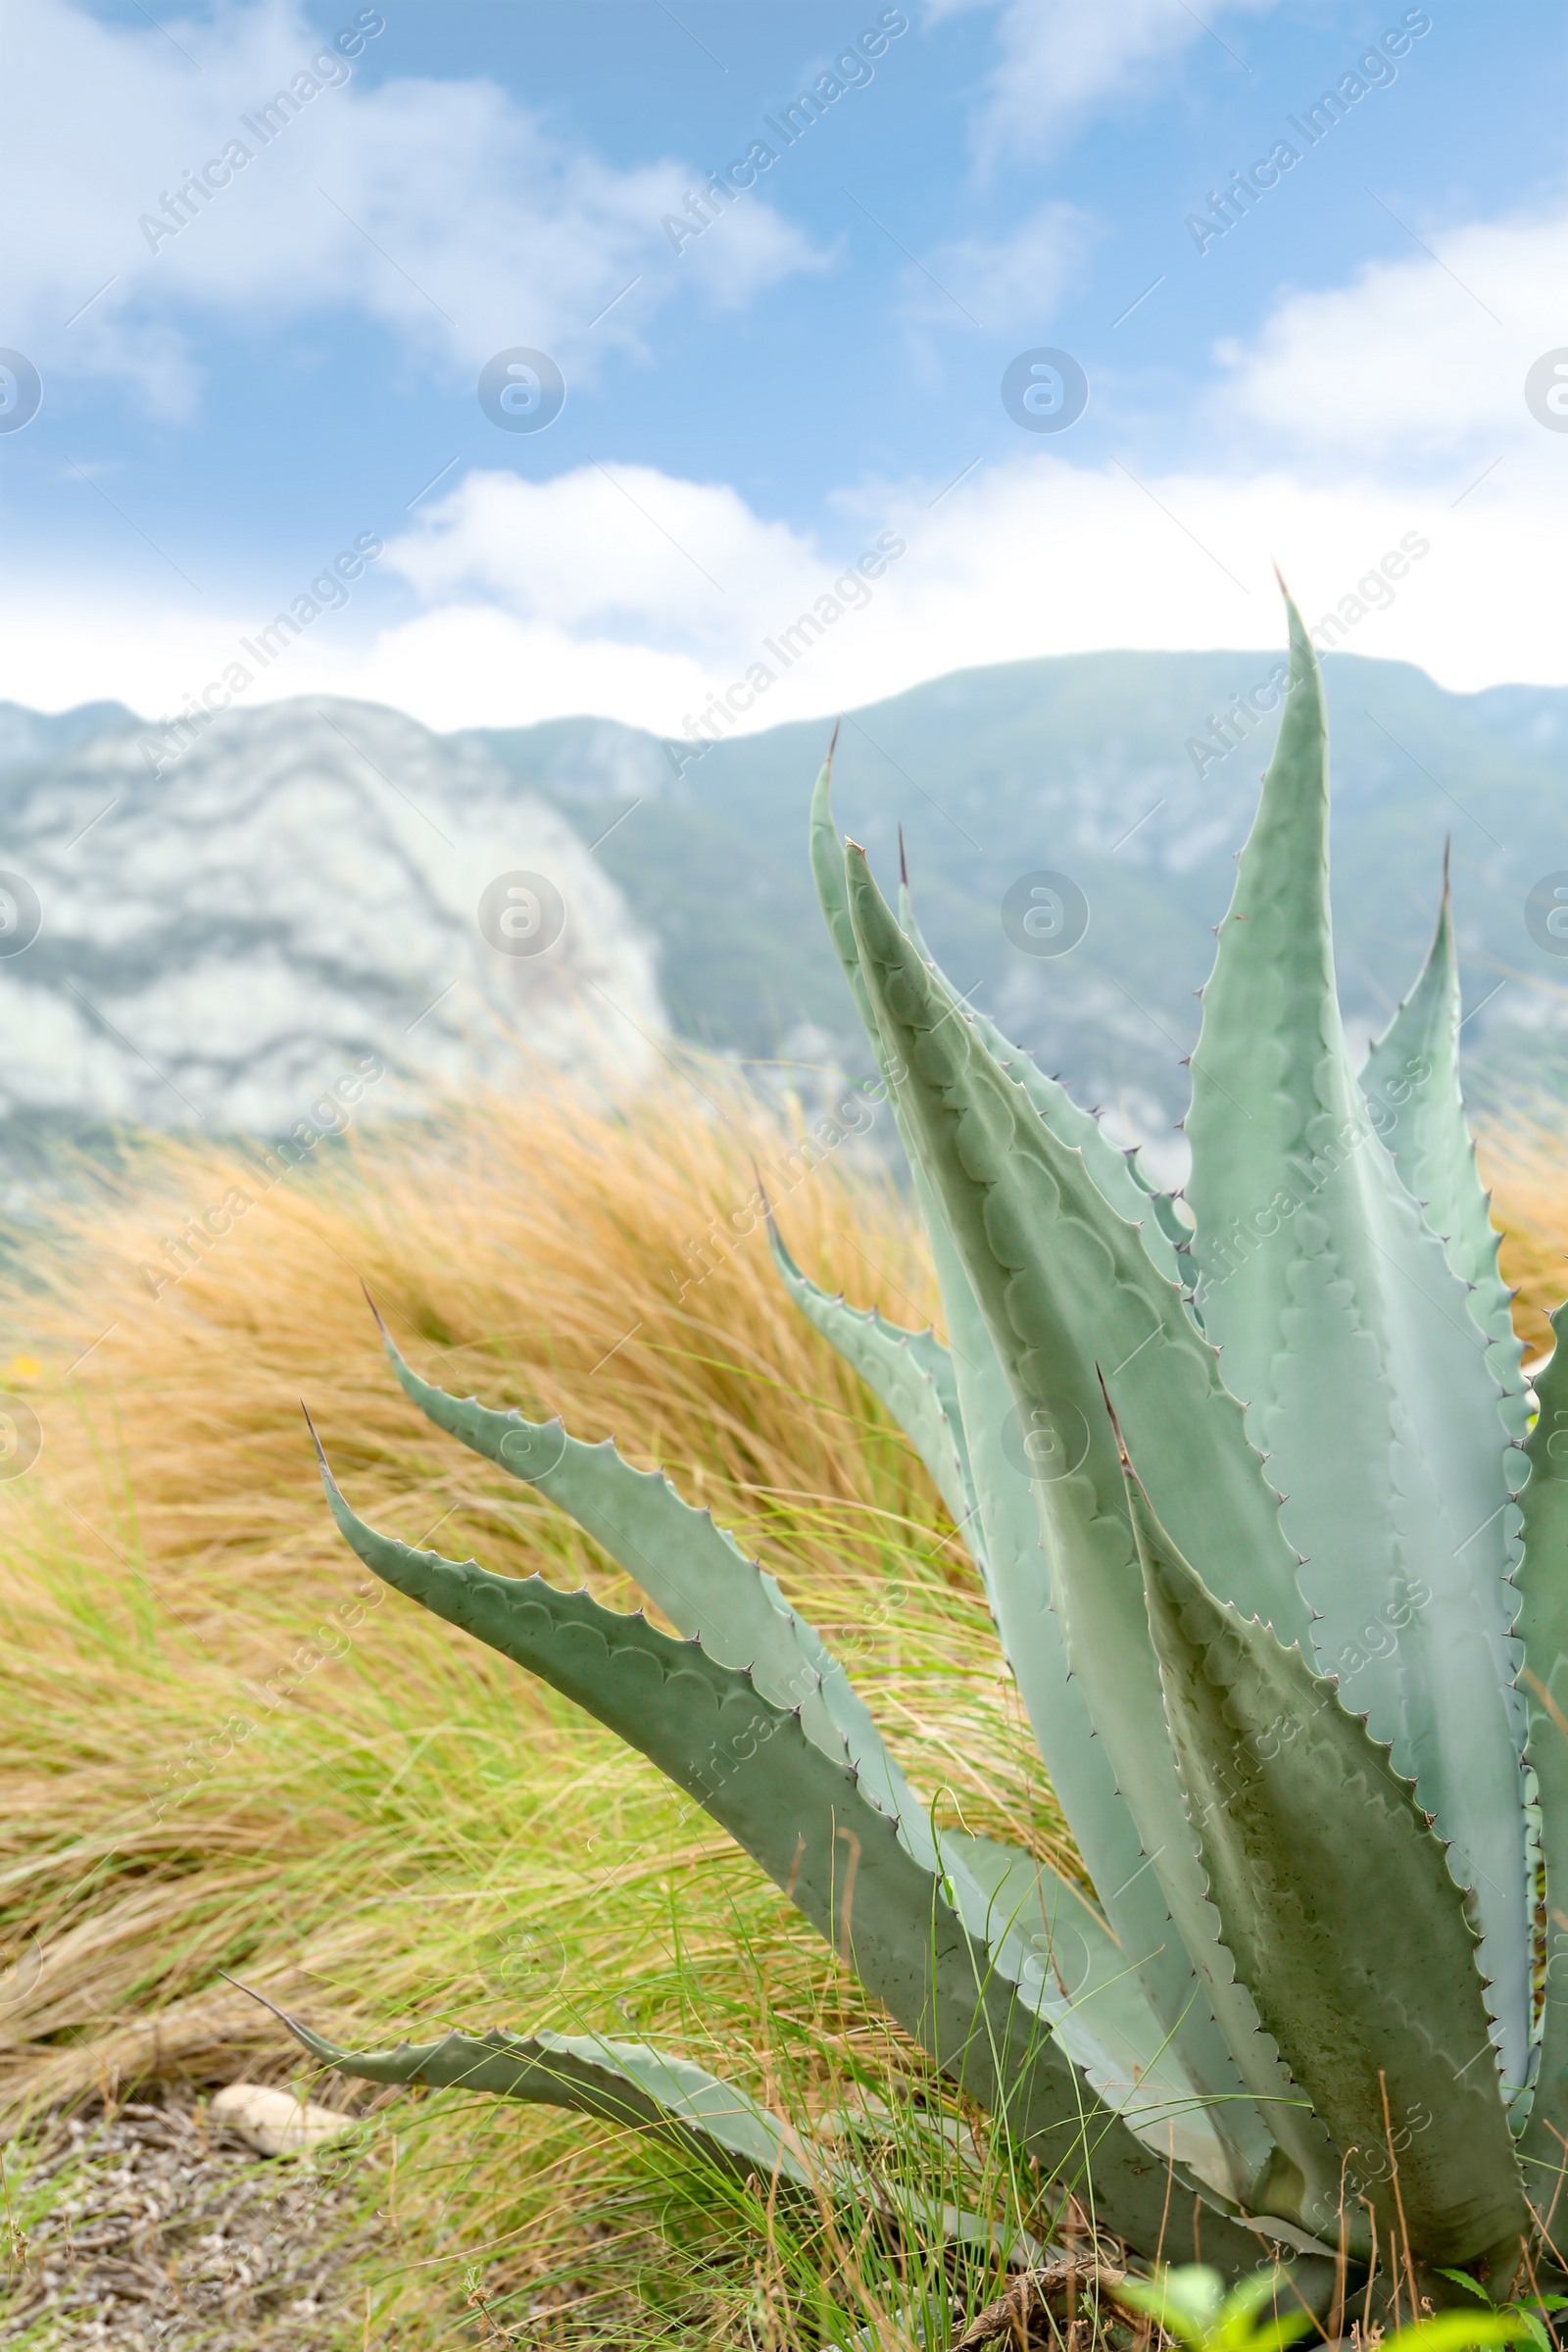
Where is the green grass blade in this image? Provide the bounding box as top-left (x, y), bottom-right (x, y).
top-left (310, 1441), bottom-right (1263, 2258)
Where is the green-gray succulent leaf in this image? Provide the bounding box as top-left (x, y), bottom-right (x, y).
top-left (897, 1223), bottom-right (1275, 2204)
top-left (844, 834), bottom-right (1315, 2206)
top-left (906, 1232), bottom-right (1268, 2187)
top-left (940, 1827), bottom-right (1252, 2193)
top-left (311, 1447), bottom-right (1267, 2257)
top-left (812, 761), bottom-right (1274, 2194)
top-left (370, 1327), bottom-right (1244, 2197)
top-left (1360, 859), bottom-right (1528, 1440)
top-left (895, 869), bottom-right (1185, 1294)
top-left (283, 2015), bottom-right (821, 2184)
top-left (763, 1211), bottom-right (984, 1569)
top-left (1127, 1153), bottom-right (1200, 1284)
top-left (1183, 592), bottom-right (1530, 2097)
top-left (906, 1233), bottom-right (1273, 2202)
top-left (967, 1003), bottom-right (1186, 1294)
top-left (284, 2013), bottom-right (1048, 2265)
top-left (371, 1318), bottom-right (866, 1786)
top-left (1123, 1439), bottom-right (1529, 2267)
top-left (373, 1322), bottom-right (1001, 1938)
top-left (1515, 1307), bottom-right (1568, 2178)
top-left (843, 839), bottom-right (1307, 1641)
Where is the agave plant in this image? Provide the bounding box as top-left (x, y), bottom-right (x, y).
top-left (287, 590), bottom-right (1568, 2310)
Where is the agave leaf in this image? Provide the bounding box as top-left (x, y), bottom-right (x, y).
top-left (967, 1003), bottom-right (1186, 1294)
top-left (843, 837), bottom-right (1308, 1642)
top-left (369, 1314), bottom-right (870, 1788)
top-left (915, 1246), bottom-right (1265, 2190)
top-left (1514, 1307), bottom-right (1568, 2182)
top-left (1123, 1431), bottom-right (1529, 2267)
top-left (285, 2013), bottom-right (1048, 2267)
top-left (311, 1444), bottom-right (1263, 2259)
top-left (845, 833), bottom-right (1324, 2217)
top-left (908, 1237), bottom-right (1272, 2207)
top-left (1359, 857), bottom-right (1527, 1438)
top-left (370, 1320), bottom-right (993, 1891)
top-left (372, 1318), bottom-right (979, 1893)
top-left (811, 758), bottom-right (1275, 2201)
top-left (764, 1213), bottom-right (983, 1561)
top-left (284, 2014), bottom-right (822, 2183)
top-left (942, 1828), bottom-right (1250, 2193)
top-left (896, 862), bottom-right (1184, 1292)
top-left (1183, 594), bottom-right (1530, 2095)
top-left (368, 1326), bottom-right (1243, 2198)
top-left (1127, 1153), bottom-right (1201, 1278)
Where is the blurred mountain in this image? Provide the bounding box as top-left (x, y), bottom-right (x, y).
top-left (0, 701), bottom-right (139, 772)
top-left (3, 649), bottom-right (1563, 1183)
top-left (464, 648), bottom-right (1568, 1176)
top-left (0, 698), bottom-right (664, 1159)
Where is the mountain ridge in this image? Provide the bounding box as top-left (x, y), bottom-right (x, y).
top-left (3, 645), bottom-right (1563, 1175)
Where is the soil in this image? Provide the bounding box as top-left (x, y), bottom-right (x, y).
top-left (0, 2079), bottom-right (378, 2349)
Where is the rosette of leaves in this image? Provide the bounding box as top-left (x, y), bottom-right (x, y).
top-left (286, 589), bottom-right (1568, 2309)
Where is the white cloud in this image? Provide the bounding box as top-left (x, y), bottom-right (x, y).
top-left (1215, 205), bottom-right (1568, 464)
top-left (901, 201), bottom-right (1095, 336)
top-left (4, 0), bottom-right (826, 417)
top-left (383, 465), bottom-right (823, 658)
top-left (5, 445), bottom-right (1558, 735)
top-left (929, 0), bottom-right (1280, 160)
top-left (389, 457), bottom-right (1556, 724)
top-left (8, 197), bottom-right (1568, 732)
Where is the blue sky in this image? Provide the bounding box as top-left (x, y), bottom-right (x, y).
top-left (3, 0), bottom-right (1564, 734)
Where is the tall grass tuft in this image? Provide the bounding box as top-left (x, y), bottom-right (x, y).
top-left (0, 1078), bottom-right (1560, 2342)
top-left (0, 1074), bottom-right (1085, 2342)
top-left (1485, 1115), bottom-right (1568, 1359)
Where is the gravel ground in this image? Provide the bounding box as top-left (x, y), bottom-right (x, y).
top-left (0, 2081), bottom-right (380, 2350)
top-left (0, 2082), bottom-right (1093, 2349)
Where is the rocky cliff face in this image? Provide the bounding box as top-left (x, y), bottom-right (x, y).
top-left (0, 697), bottom-right (665, 1141)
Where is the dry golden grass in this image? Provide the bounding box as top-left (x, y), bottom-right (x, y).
top-left (0, 1071), bottom-right (1078, 2341)
top-left (0, 1077), bottom-right (1562, 2342)
top-left (1485, 1119), bottom-right (1568, 1359)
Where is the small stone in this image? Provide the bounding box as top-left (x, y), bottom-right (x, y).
top-left (208, 2083), bottom-right (355, 2158)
